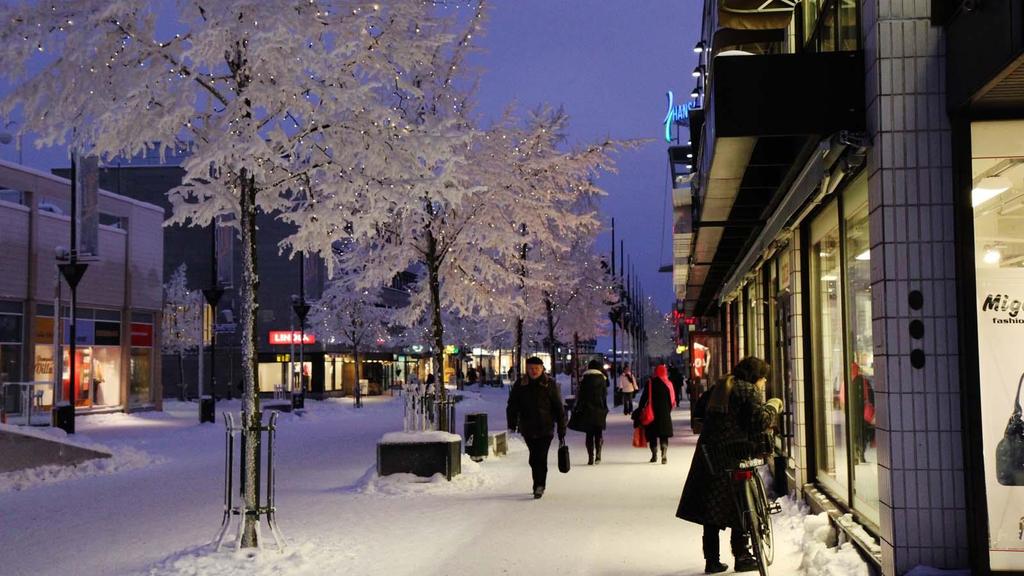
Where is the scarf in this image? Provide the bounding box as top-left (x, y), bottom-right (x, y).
top-left (653, 365), bottom-right (676, 407)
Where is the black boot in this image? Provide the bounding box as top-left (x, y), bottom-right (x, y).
top-left (595, 437), bottom-right (602, 464)
top-left (660, 438), bottom-right (668, 464)
top-left (586, 435), bottom-right (595, 465)
top-left (649, 444), bottom-right (658, 463)
top-left (704, 561), bottom-right (728, 574)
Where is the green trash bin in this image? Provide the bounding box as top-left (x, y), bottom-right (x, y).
top-left (464, 412), bottom-right (488, 460)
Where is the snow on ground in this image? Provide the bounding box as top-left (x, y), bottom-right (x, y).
top-left (0, 388), bottom-right (870, 576)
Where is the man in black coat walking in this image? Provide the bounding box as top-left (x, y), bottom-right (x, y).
top-left (507, 356), bottom-right (567, 499)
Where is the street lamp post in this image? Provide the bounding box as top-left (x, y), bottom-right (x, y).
top-left (291, 295), bottom-right (310, 410)
top-left (55, 155), bottom-right (87, 434)
top-left (201, 223), bottom-right (223, 423)
top-left (291, 252), bottom-right (310, 411)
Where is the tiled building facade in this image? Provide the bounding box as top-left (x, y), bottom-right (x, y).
top-left (676, 1), bottom-right (1024, 574)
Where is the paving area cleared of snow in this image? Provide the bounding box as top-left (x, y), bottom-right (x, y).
top-left (0, 386), bottom-right (873, 576)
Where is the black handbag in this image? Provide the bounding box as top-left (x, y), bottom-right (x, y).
top-left (996, 373), bottom-right (1024, 486)
top-left (558, 439), bottom-right (571, 473)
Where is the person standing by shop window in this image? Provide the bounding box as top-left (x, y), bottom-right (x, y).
top-left (675, 356), bottom-right (782, 574)
top-left (506, 356), bottom-right (567, 499)
top-left (617, 362), bottom-right (639, 415)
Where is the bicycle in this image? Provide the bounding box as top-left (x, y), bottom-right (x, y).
top-left (702, 438), bottom-right (782, 576)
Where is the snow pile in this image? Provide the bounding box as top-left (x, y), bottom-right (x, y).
top-left (0, 422), bottom-right (160, 493)
top-left (353, 455), bottom-right (493, 496)
top-left (379, 430), bottom-right (461, 444)
top-left (142, 543), bottom-right (321, 576)
top-left (794, 508), bottom-right (871, 576)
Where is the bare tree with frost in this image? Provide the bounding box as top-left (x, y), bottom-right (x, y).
top-left (162, 263), bottom-right (201, 401)
top-left (0, 0), bottom-right (450, 546)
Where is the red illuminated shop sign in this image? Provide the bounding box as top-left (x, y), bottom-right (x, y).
top-left (268, 331), bottom-right (315, 345)
top-left (131, 323), bottom-right (153, 347)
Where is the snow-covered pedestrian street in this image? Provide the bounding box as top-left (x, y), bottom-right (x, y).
top-left (0, 387), bottom-right (868, 576)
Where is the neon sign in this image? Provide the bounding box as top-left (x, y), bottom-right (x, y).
top-left (269, 331), bottom-right (316, 345)
top-left (663, 91), bottom-right (692, 143)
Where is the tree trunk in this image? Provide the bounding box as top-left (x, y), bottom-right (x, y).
top-left (573, 331), bottom-right (580, 397)
top-left (514, 316), bottom-right (523, 383)
top-left (178, 352), bottom-right (185, 401)
top-left (544, 295), bottom-right (556, 374)
top-left (425, 234), bottom-right (445, 411)
top-left (239, 174), bottom-right (260, 548)
top-left (353, 343), bottom-right (362, 408)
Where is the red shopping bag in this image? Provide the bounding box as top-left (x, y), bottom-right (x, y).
top-left (632, 427), bottom-right (648, 448)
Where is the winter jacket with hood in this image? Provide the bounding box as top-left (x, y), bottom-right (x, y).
top-left (573, 368), bottom-right (610, 432)
top-left (636, 365), bottom-right (675, 438)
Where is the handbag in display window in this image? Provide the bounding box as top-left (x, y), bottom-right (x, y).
top-left (996, 373), bottom-right (1024, 486)
top-left (557, 439), bottom-right (571, 473)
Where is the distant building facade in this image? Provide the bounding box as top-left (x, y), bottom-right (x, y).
top-left (0, 159), bottom-right (164, 414)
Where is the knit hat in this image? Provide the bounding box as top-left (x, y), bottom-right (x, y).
top-left (587, 359), bottom-right (604, 370)
top-left (525, 356), bottom-right (545, 366)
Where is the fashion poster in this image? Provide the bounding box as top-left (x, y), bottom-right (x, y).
top-left (976, 267), bottom-right (1024, 571)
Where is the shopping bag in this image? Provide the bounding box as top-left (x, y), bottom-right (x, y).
top-left (632, 427), bottom-right (648, 448)
top-left (557, 440), bottom-right (571, 473)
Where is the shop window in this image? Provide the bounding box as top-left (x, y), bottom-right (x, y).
top-left (970, 120), bottom-right (1024, 569)
top-left (843, 180), bottom-right (877, 526)
top-left (0, 310), bottom-right (23, 382)
top-left (802, 0), bottom-right (858, 53)
top-left (258, 360), bottom-right (286, 394)
top-left (129, 348), bottom-right (152, 405)
top-left (810, 201), bottom-right (849, 501)
top-left (92, 346), bottom-right (122, 407)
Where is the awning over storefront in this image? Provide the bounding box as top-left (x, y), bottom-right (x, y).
top-left (683, 50), bottom-right (865, 318)
top-left (718, 0), bottom-right (797, 31)
top-left (944, 1), bottom-right (1024, 113)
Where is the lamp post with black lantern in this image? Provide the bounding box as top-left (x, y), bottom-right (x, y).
top-left (201, 223), bottom-right (223, 423)
top-left (55, 155), bottom-right (88, 434)
top-left (291, 253), bottom-right (310, 410)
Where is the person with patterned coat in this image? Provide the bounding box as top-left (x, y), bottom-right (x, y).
top-left (675, 357), bottom-right (783, 574)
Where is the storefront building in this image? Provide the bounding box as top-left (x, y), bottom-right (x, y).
top-left (940, 2), bottom-right (1024, 573)
top-left (0, 160), bottom-right (164, 415)
top-left (675, 1), bottom-right (1018, 574)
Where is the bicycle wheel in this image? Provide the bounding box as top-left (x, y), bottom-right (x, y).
top-left (752, 472), bottom-right (774, 565)
top-left (745, 481), bottom-right (770, 576)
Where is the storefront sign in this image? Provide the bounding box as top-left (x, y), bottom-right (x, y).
top-left (131, 323), bottom-right (153, 347)
top-left (663, 90), bottom-right (692, 143)
top-left (976, 268), bottom-right (1024, 570)
top-left (268, 331), bottom-right (315, 345)
top-left (35, 317), bottom-right (54, 344)
top-left (275, 354), bottom-right (290, 363)
top-left (94, 321), bottom-right (121, 346)
top-left (62, 319), bottom-right (95, 345)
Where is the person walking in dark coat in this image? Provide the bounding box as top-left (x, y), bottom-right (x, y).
top-left (675, 356), bottom-right (782, 574)
top-left (506, 356), bottom-right (567, 499)
top-left (635, 364), bottom-right (676, 464)
top-left (570, 359), bottom-right (610, 465)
